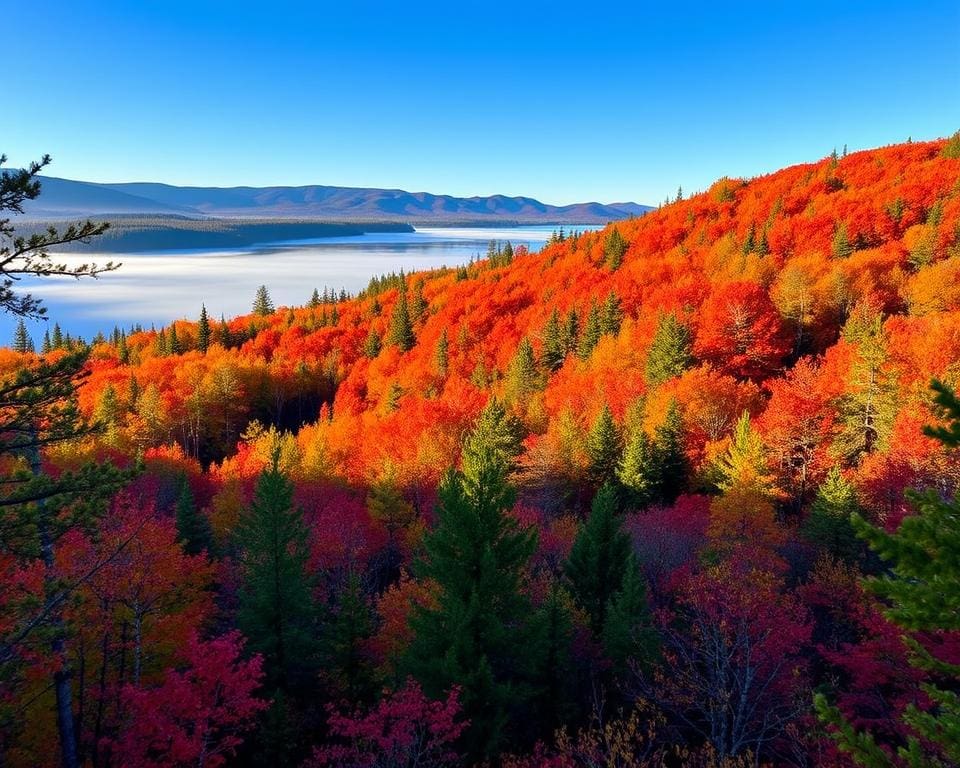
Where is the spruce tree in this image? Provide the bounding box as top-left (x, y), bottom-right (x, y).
top-left (653, 399), bottom-right (688, 504)
top-left (308, 288), bottom-right (321, 308)
top-left (405, 400), bottom-right (537, 760)
top-left (253, 284), bottom-right (274, 316)
top-left (217, 315), bottom-right (231, 347)
top-left (323, 572), bottom-right (376, 702)
top-left (833, 222), bottom-right (853, 258)
top-left (601, 292), bottom-right (623, 336)
top-left (12, 319), bottom-right (33, 353)
top-left (528, 583), bottom-right (578, 737)
top-left (541, 308), bottom-right (566, 372)
top-left (586, 405), bottom-right (622, 488)
top-left (41, 330), bottom-right (51, 354)
top-left (434, 328), bottom-right (449, 377)
top-left (565, 483), bottom-right (636, 635)
top-left (363, 326), bottom-right (382, 358)
top-left (564, 308), bottom-right (580, 354)
top-left (504, 337), bottom-right (542, 405)
top-left (197, 304), bottom-right (210, 352)
top-left (801, 465), bottom-right (863, 564)
top-left (236, 452), bottom-right (317, 691)
top-left (603, 226), bottom-right (627, 270)
top-left (51, 323), bottom-right (63, 349)
top-left (410, 278), bottom-right (427, 321)
top-left (387, 287), bottom-right (415, 351)
top-left (602, 556), bottom-right (655, 673)
top-left (577, 301), bottom-right (602, 360)
top-left (174, 476), bottom-right (214, 557)
top-left (617, 428), bottom-right (660, 509)
top-left (645, 312), bottom-right (693, 387)
top-left (816, 380), bottom-right (960, 767)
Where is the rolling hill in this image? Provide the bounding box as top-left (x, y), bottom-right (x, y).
top-left (19, 175), bottom-right (650, 223)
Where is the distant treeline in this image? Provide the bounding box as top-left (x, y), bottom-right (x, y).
top-left (13, 216), bottom-right (415, 252)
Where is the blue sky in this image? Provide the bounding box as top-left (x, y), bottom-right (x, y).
top-left (5, 1), bottom-right (959, 205)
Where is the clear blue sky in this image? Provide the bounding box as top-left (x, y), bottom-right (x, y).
top-left (5, 1), bottom-right (959, 205)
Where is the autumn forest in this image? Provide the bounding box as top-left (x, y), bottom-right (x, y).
top-left (3, 135), bottom-right (960, 767)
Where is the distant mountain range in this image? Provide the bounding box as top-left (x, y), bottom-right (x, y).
top-left (19, 176), bottom-right (651, 223)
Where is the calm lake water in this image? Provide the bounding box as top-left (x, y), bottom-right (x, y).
top-left (7, 224), bottom-right (599, 342)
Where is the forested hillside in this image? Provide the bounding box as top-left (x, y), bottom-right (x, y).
top-left (3, 136), bottom-right (960, 767)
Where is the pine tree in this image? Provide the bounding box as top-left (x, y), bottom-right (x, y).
top-left (653, 399), bottom-right (688, 504)
top-left (323, 572), bottom-right (376, 701)
top-left (601, 292), bottom-right (623, 336)
top-left (577, 301), bottom-right (602, 360)
top-left (833, 222), bottom-right (853, 258)
top-left (434, 328), bottom-right (449, 377)
top-left (504, 337), bottom-right (542, 405)
top-left (586, 405), bottom-right (622, 488)
top-left (565, 483), bottom-right (635, 635)
top-left (363, 326), bottom-right (382, 358)
top-left (405, 400), bottom-right (537, 760)
top-left (12, 319), bottom-right (33, 353)
top-left (564, 308), bottom-right (580, 354)
top-left (541, 308), bottom-right (566, 372)
top-left (816, 381), bottom-right (960, 767)
top-left (197, 304), bottom-right (210, 352)
top-left (236, 453), bottom-right (317, 691)
top-left (801, 465), bottom-right (862, 564)
top-left (603, 227), bottom-right (627, 270)
top-left (253, 284), bottom-right (274, 316)
top-left (168, 324), bottom-right (181, 355)
top-left (175, 476), bottom-right (214, 557)
top-left (217, 315), bottom-right (231, 347)
top-left (51, 323), bottom-right (63, 349)
top-left (715, 411), bottom-right (777, 496)
top-left (41, 330), bottom-right (51, 354)
top-left (602, 556), bottom-right (655, 673)
top-left (645, 312), bottom-right (693, 387)
top-left (116, 333), bottom-right (129, 364)
top-left (308, 288), bottom-right (321, 308)
top-left (527, 583), bottom-right (578, 737)
top-left (387, 288), bottom-right (415, 351)
top-left (617, 428), bottom-right (659, 509)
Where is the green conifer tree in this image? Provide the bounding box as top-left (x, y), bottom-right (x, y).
top-left (541, 308), bottom-right (566, 372)
top-left (653, 399), bottom-right (688, 504)
top-left (577, 301), bottom-right (603, 360)
top-left (603, 227), bottom-right (627, 270)
top-left (363, 326), bottom-right (382, 359)
top-left (801, 465), bottom-right (863, 564)
top-left (833, 222), bottom-right (853, 258)
top-left (645, 313), bottom-right (693, 387)
top-left (602, 556), bottom-right (655, 673)
top-left (816, 381), bottom-right (960, 767)
top-left (12, 319), bottom-right (33, 353)
top-left (434, 328), bottom-right (449, 377)
top-left (197, 304), bottom-right (210, 353)
top-left (387, 288), bottom-right (415, 351)
top-left (601, 292), bottom-right (624, 336)
top-left (405, 400), bottom-right (536, 760)
top-left (617, 428), bottom-right (660, 509)
top-left (504, 337), bottom-right (543, 405)
top-left (253, 284), bottom-right (274, 316)
top-left (175, 476), bottom-right (214, 557)
top-left (323, 571), bottom-right (376, 702)
top-left (586, 405), bottom-right (623, 488)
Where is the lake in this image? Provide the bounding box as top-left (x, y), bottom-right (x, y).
top-left (6, 224), bottom-right (598, 343)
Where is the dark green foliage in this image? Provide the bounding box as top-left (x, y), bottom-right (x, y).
top-left (801, 466), bottom-right (862, 564)
top-left (174, 476), bottom-right (213, 557)
top-left (645, 313), bottom-right (693, 387)
top-left (410, 278), bottom-right (428, 321)
top-left (602, 556), bottom-right (655, 672)
top-left (308, 288), bottom-right (321, 308)
top-left (435, 328), bottom-right (449, 377)
top-left (253, 284), bottom-right (274, 316)
top-left (617, 428), bottom-right (659, 509)
top-left (323, 572), bottom-right (376, 702)
top-left (565, 483), bottom-right (636, 636)
top-left (541, 308), bottom-right (566, 372)
top-left (564, 308), bottom-right (580, 355)
top-left (941, 130), bottom-right (960, 159)
top-left (586, 405), bottom-right (622, 488)
top-left (168, 324), bottom-right (181, 355)
top-left (601, 292), bottom-right (623, 336)
top-left (197, 305), bottom-right (210, 352)
top-left (527, 584), bottom-right (578, 736)
top-left (406, 400), bottom-right (537, 760)
top-left (833, 222), bottom-right (853, 259)
top-left (577, 301), bottom-right (603, 360)
top-left (817, 380), bottom-right (960, 767)
top-left (603, 226), bottom-right (627, 270)
top-left (387, 288), bottom-right (415, 351)
top-left (236, 454), bottom-right (317, 692)
top-left (505, 337), bottom-right (543, 405)
top-left (12, 319), bottom-right (33, 353)
top-left (653, 399), bottom-right (688, 504)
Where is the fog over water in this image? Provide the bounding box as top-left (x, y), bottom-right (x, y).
top-left (5, 224), bottom-right (599, 342)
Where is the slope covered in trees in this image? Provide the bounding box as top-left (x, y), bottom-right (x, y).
top-left (3, 136), bottom-right (960, 766)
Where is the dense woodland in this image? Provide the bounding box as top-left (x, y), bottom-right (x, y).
top-left (2, 136), bottom-right (960, 767)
